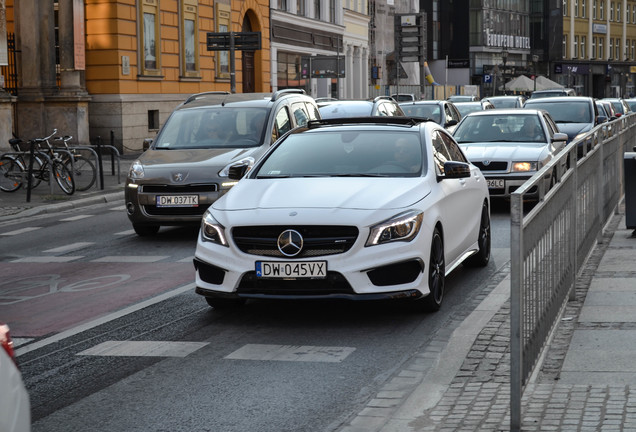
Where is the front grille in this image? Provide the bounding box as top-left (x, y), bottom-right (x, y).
top-left (141, 184), bottom-right (218, 193)
top-left (473, 161), bottom-right (508, 171)
top-left (237, 271), bottom-right (354, 295)
top-left (144, 204), bottom-right (210, 216)
top-left (232, 226), bottom-right (359, 258)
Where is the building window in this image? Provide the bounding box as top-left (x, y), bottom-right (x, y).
top-left (617, 3), bottom-right (621, 21)
top-left (610, 2), bottom-right (614, 21)
top-left (592, 37), bottom-right (597, 58)
top-left (139, 0), bottom-right (161, 76)
top-left (215, 3), bottom-right (231, 80)
top-left (148, 110), bottom-right (160, 130)
top-left (632, 40), bottom-right (635, 60)
top-left (564, 0), bottom-right (568, 16)
top-left (278, 0), bottom-right (288, 10)
top-left (628, 5), bottom-right (631, 23)
top-left (563, 35), bottom-right (567, 58)
top-left (181, 0), bottom-right (199, 77)
top-left (314, 0), bottom-right (321, 19)
top-left (600, 1), bottom-right (604, 19)
top-left (599, 38), bottom-right (603, 59)
top-left (574, 0), bottom-right (578, 17)
top-left (609, 38), bottom-right (614, 58)
top-left (297, 0), bottom-right (305, 15)
top-left (329, 0), bottom-right (336, 23)
top-left (581, 36), bottom-right (586, 59)
top-left (574, 35), bottom-right (579, 58)
top-left (616, 38), bottom-right (621, 59)
top-left (582, 0), bottom-right (586, 17)
top-left (593, 0), bottom-right (597, 19)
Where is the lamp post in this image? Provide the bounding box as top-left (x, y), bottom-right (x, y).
top-left (502, 49), bottom-right (508, 95)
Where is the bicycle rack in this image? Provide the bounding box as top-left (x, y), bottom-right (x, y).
top-left (49, 144), bottom-right (121, 190)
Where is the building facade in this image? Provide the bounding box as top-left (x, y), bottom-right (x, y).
top-left (4, 0), bottom-right (271, 153)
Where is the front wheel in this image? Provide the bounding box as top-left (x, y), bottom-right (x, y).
top-left (133, 224), bottom-right (160, 237)
top-left (421, 228), bottom-right (445, 312)
top-left (52, 160), bottom-right (75, 195)
top-left (65, 154), bottom-right (96, 191)
top-left (0, 156), bottom-right (24, 192)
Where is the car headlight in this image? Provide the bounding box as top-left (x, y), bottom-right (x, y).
top-left (511, 162), bottom-right (537, 172)
top-left (366, 210), bottom-right (423, 246)
top-left (201, 212), bottom-right (228, 246)
top-left (129, 160), bottom-right (145, 179)
top-left (218, 157), bottom-right (255, 178)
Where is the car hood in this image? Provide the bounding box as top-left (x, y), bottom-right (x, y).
top-left (458, 142), bottom-right (547, 161)
top-left (555, 122), bottom-right (592, 140)
top-left (134, 148), bottom-right (263, 182)
top-left (213, 177), bottom-right (430, 211)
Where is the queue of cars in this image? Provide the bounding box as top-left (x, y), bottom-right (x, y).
top-left (122, 89), bottom-right (632, 313)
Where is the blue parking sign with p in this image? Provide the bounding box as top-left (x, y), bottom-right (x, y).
top-left (484, 74), bottom-right (492, 83)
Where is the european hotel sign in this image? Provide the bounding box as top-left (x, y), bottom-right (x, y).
top-left (486, 32), bottom-right (531, 50)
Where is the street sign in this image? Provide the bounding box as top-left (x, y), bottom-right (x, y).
top-left (484, 74), bottom-right (492, 83)
top-left (301, 56), bottom-right (346, 79)
top-left (206, 32), bottom-right (261, 51)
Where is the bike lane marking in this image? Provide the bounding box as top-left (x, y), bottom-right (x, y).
top-left (1, 227), bottom-right (42, 236)
top-left (0, 261), bottom-right (195, 338)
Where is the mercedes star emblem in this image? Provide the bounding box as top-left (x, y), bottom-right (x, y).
top-left (277, 229), bottom-right (303, 257)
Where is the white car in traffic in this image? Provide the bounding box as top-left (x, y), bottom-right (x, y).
top-left (194, 117), bottom-right (491, 312)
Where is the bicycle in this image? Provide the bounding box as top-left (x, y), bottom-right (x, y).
top-left (0, 130), bottom-right (75, 195)
top-left (53, 135), bottom-right (97, 191)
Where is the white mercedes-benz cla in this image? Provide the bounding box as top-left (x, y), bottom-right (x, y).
top-left (194, 117), bottom-right (490, 312)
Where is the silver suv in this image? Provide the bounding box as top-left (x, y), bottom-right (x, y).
top-left (125, 89), bottom-right (320, 236)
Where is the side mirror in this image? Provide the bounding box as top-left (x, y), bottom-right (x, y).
top-left (444, 119), bottom-right (458, 128)
top-left (596, 115), bottom-right (608, 125)
top-left (443, 161), bottom-right (471, 179)
top-left (142, 138), bottom-right (153, 151)
top-left (552, 132), bottom-right (569, 142)
top-left (228, 163), bottom-right (250, 180)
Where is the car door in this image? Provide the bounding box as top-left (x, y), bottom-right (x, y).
top-left (431, 129), bottom-right (482, 264)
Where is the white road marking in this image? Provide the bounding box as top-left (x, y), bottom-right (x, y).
top-left (1, 227), bottom-right (42, 236)
top-left (11, 256), bottom-right (83, 263)
top-left (109, 205), bottom-right (125, 211)
top-left (44, 242), bottom-right (95, 253)
top-left (114, 229), bottom-right (135, 236)
top-left (59, 215), bottom-right (93, 222)
top-left (91, 256), bottom-right (168, 263)
top-left (178, 256), bottom-right (195, 263)
top-left (16, 282), bottom-right (196, 356)
top-left (78, 340), bottom-right (209, 358)
top-left (225, 344), bottom-right (356, 363)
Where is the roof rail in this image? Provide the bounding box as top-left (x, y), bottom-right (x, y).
top-left (183, 91), bottom-right (231, 105)
top-left (306, 116), bottom-right (430, 129)
top-left (271, 88), bottom-right (306, 101)
top-left (373, 95), bottom-right (394, 102)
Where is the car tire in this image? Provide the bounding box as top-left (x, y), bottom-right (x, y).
top-left (205, 297), bottom-right (246, 309)
top-left (133, 224), bottom-right (160, 236)
top-left (465, 202), bottom-right (491, 267)
top-left (421, 227), bottom-right (445, 312)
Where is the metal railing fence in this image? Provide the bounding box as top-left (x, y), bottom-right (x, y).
top-left (509, 114), bottom-right (635, 431)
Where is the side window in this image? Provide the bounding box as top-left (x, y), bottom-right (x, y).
top-left (291, 102), bottom-right (310, 127)
top-left (272, 107), bottom-right (292, 142)
top-left (431, 130), bottom-right (453, 174)
top-left (440, 132), bottom-right (468, 163)
top-left (376, 103), bottom-right (389, 116)
top-left (544, 114), bottom-right (558, 136)
top-left (305, 102), bottom-right (320, 120)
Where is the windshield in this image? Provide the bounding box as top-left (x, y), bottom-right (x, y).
top-left (455, 103), bottom-right (483, 117)
top-left (153, 107), bottom-right (269, 149)
top-left (526, 101), bottom-right (591, 123)
top-left (454, 114), bottom-right (546, 143)
top-left (255, 130), bottom-right (424, 178)
top-left (401, 104), bottom-right (442, 124)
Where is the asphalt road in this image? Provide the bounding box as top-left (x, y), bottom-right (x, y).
top-left (1, 200), bottom-right (512, 432)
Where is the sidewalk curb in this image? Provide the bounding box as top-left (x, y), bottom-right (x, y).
top-left (0, 191), bottom-right (124, 222)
